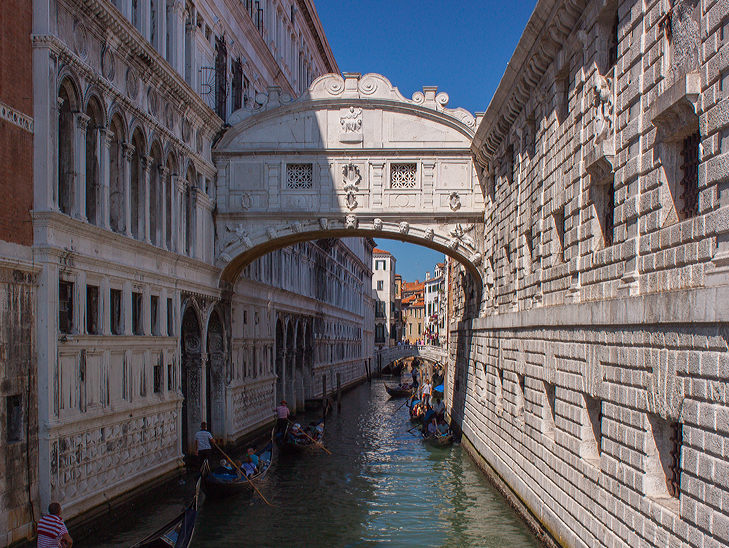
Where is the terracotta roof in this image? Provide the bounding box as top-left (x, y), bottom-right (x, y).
top-left (402, 281), bottom-right (424, 292)
top-left (373, 248), bottom-right (391, 254)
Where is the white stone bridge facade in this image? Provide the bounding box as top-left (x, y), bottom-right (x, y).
top-left (213, 73), bottom-right (485, 302)
top-left (374, 344), bottom-right (447, 371)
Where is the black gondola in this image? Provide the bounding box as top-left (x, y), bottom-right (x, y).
top-left (130, 478), bottom-right (201, 548)
top-left (274, 418), bottom-right (325, 454)
top-left (201, 441), bottom-right (274, 499)
top-left (383, 381), bottom-right (414, 398)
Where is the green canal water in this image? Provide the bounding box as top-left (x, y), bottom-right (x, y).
top-left (78, 380), bottom-right (543, 548)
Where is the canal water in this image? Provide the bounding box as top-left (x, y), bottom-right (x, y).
top-left (78, 380), bottom-right (543, 548)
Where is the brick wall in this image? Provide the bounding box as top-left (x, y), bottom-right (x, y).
top-left (0, 0), bottom-right (33, 247)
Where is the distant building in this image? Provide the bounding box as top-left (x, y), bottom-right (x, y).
top-left (423, 263), bottom-right (445, 345)
top-left (372, 249), bottom-right (396, 347)
top-left (401, 280), bottom-right (425, 344)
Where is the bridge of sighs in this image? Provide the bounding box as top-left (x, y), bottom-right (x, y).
top-left (213, 72), bottom-right (486, 307)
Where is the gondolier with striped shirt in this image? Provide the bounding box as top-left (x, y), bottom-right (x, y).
top-left (37, 502), bottom-right (73, 548)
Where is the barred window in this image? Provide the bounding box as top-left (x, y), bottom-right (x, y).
top-left (390, 163), bottom-right (417, 188)
top-left (286, 163), bottom-right (313, 189)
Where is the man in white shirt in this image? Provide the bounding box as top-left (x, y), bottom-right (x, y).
top-left (421, 380), bottom-right (432, 406)
top-left (195, 422), bottom-right (214, 463)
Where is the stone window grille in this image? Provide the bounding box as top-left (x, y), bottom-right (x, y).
top-left (680, 131), bottom-right (700, 218)
top-left (667, 422), bottom-right (683, 499)
top-left (87, 285), bottom-right (100, 334)
top-left (390, 163), bottom-right (417, 188)
top-left (286, 163), bottom-right (313, 189)
top-left (59, 280), bottom-right (74, 334)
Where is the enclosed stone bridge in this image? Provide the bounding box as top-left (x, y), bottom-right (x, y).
top-left (375, 344), bottom-right (448, 371)
top-left (213, 73), bottom-right (485, 299)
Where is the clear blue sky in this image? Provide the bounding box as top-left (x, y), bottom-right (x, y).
top-left (316, 1), bottom-right (535, 282)
top-left (315, 1), bottom-right (536, 115)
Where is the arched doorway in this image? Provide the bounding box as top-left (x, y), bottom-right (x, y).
top-left (206, 310), bottom-right (226, 437)
top-left (180, 306), bottom-right (201, 453)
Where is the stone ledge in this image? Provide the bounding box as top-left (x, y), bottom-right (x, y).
top-left (460, 284), bottom-right (729, 332)
top-left (650, 73), bottom-right (701, 142)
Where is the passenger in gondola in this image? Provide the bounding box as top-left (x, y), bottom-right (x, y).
top-left (307, 421), bottom-right (323, 439)
top-left (437, 418), bottom-right (450, 436)
top-left (422, 404), bottom-right (436, 426)
top-left (246, 446), bottom-right (259, 470)
top-left (426, 417), bottom-right (438, 437)
top-left (433, 398), bottom-right (445, 419)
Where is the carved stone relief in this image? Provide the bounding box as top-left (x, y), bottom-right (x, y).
top-left (345, 215), bottom-right (358, 229)
top-left (126, 68), bottom-right (139, 100)
top-left (101, 46), bottom-right (115, 82)
top-left (449, 192), bottom-right (462, 211)
top-left (373, 218), bottom-right (383, 230)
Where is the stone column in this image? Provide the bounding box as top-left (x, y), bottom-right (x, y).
top-left (170, 174), bottom-right (179, 253)
top-left (178, 178), bottom-right (188, 255)
top-left (140, 0), bottom-right (151, 42)
top-left (74, 112), bottom-right (90, 221)
top-left (185, 9), bottom-right (198, 89)
top-left (170, 0), bottom-right (185, 73)
top-left (189, 185), bottom-right (198, 258)
top-left (99, 129), bottom-right (113, 230)
top-left (156, 0), bottom-right (167, 58)
top-left (122, 143), bottom-right (134, 237)
top-left (159, 165), bottom-right (169, 250)
top-left (142, 155), bottom-right (153, 244)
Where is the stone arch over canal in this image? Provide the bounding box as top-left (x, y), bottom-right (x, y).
top-left (213, 73), bottom-right (486, 307)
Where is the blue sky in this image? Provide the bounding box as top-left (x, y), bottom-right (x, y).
top-left (315, 1), bottom-right (535, 282)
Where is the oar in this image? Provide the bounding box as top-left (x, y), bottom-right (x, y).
top-left (211, 440), bottom-right (272, 507)
top-left (407, 424), bottom-right (421, 433)
top-left (395, 398), bottom-right (411, 412)
top-left (286, 419), bottom-right (332, 455)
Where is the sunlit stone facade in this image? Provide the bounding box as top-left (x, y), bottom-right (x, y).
top-left (451, 1), bottom-right (729, 547)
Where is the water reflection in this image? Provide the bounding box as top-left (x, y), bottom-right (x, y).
top-left (78, 381), bottom-right (542, 548)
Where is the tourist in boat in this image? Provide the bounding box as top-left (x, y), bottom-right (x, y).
top-left (437, 418), bottom-right (450, 437)
top-left (433, 398), bottom-right (445, 419)
top-left (246, 446), bottom-right (259, 470)
top-left (426, 417), bottom-right (438, 437)
top-left (275, 400), bottom-right (290, 434)
top-left (194, 422), bottom-right (213, 464)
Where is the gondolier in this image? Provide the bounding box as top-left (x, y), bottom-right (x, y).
top-left (37, 502), bottom-right (72, 548)
top-left (275, 400), bottom-right (290, 434)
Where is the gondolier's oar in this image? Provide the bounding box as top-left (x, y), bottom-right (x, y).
top-left (210, 440), bottom-right (272, 507)
top-left (395, 397), bottom-right (411, 412)
top-left (286, 419), bottom-right (332, 455)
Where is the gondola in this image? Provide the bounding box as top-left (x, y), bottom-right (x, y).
top-left (201, 441), bottom-right (274, 499)
top-left (274, 418), bottom-right (325, 454)
top-left (130, 478), bottom-right (201, 548)
top-left (383, 381), bottom-right (414, 398)
top-left (422, 433), bottom-right (454, 447)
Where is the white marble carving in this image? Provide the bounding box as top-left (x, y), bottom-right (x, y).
top-left (373, 218), bottom-right (383, 231)
top-left (345, 215), bottom-right (358, 229)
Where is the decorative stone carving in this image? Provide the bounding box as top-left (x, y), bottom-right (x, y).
top-left (266, 227), bottom-right (277, 240)
top-left (291, 221), bottom-right (302, 233)
top-left (73, 21), bottom-right (88, 60)
top-left (650, 74), bottom-right (700, 142)
top-left (373, 218), bottom-right (383, 231)
top-left (126, 68), bottom-right (139, 100)
top-left (319, 218), bottom-right (328, 230)
top-left (240, 193), bottom-right (253, 210)
top-left (449, 192), bottom-right (462, 211)
top-left (345, 215), bottom-right (358, 229)
top-left (339, 107), bottom-right (363, 143)
top-left (196, 131), bottom-right (203, 153)
top-left (147, 88), bottom-right (159, 117)
top-left (220, 253), bottom-right (232, 263)
top-left (424, 228), bottom-right (434, 241)
top-left (399, 221), bottom-right (410, 234)
top-left (448, 239), bottom-right (460, 250)
top-left (469, 253), bottom-right (483, 266)
top-left (182, 118), bottom-right (191, 143)
top-left (593, 73), bottom-right (613, 145)
top-left (101, 46), bottom-right (115, 82)
top-left (342, 163), bottom-right (361, 190)
top-left (668, 0), bottom-right (701, 84)
top-left (449, 224), bottom-right (476, 248)
top-left (345, 192), bottom-right (358, 210)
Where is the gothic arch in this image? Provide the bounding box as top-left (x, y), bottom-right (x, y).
top-left (57, 71), bottom-right (82, 111)
top-left (82, 88), bottom-right (108, 127)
